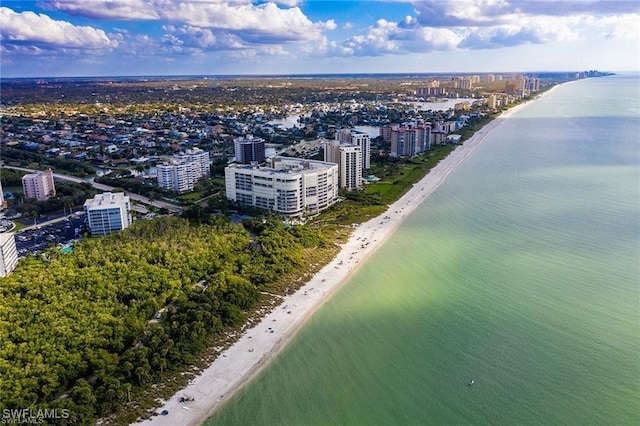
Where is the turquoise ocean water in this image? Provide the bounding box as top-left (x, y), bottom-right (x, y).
top-left (207, 75), bottom-right (640, 425)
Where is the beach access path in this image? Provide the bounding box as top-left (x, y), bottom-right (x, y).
top-left (140, 96), bottom-right (540, 426)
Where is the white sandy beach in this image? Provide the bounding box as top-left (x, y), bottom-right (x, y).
top-left (139, 96), bottom-right (542, 426)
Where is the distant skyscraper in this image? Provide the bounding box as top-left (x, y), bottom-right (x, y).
top-left (0, 233), bottom-right (18, 277)
top-left (84, 192), bottom-right (132, 236)
top-left (234, 135), bottom-right (265, 164)
top-left (22, 168), bottom-right (56, 201)
top-left (525, 77), bottom-right (540, 92)
top-left (504, 81), bottom-right (518, 95)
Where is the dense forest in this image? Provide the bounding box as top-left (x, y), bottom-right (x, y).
top-left (0, 216), bottom-right (330, 424)
top-left (1, 147), bottom-right (96, 177)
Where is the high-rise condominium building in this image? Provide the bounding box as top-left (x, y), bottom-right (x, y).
top-left (524, 77), bottom-right (540, 92)
top-left (178, 147), bottom-right (210, 177)
top-left (225, 157), bottom-right (339, 216)
top-left (335, 128), bottom-right (370, 170)
top-left (84, 192), bottom-right (132, 236)
top-left (234, 135), bottom-right (266, 164)
top-left (157, 162), bottom-right (197, 193)
top-left (22, 168), bottom-right (56, 201)
top-left (323, 140), bottom-right (363, 190)
top-left (388, 124), bottom-right (431, 158)
top-left (0, 233), bottom-right (18, 277)
top-left (157, 147), bottom-right (210, 193)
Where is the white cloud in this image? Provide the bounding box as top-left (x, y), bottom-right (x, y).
top-left (324, 20), bottom-right (338, 31)
top-left (330, 0), bottom-right (639, 57)
top-left (0, 7), bottom-right (116, 51)
top-left (48, 0), bottom-right (160, 20)
top-left (330, 18), bottom-right (460, 57)
top-left (162, 2), bottom-right (322, 41)
top-left (271, 0), bottom-right (303, 7)
top-left (459, 15), bottom-right (579, 49)
top-left (48, 0), bottom-right (331, 43)
top-left (596, 14), bottom-right (640, 40)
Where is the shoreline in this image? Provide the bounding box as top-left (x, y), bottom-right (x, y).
top-left (139, 92), bottom-right (549, 426)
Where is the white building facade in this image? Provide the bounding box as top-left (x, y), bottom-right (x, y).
top-left (84, 192), bottom-right (132, 236)
top-left (157, 161), bottom-right (198, 193)
top-left (157, 148), bottom-right (210, 193)
top-left (0, 181), bottom-right (6, 210)
top-left (0, 233), bottom-right (18, 277)
top-left (323, 140), bottom-right (363, 190)
top-left (335, 128), bottom-right (370, 170)
top-left (179, 148), bottom-right (210, 177)
top-left (225, 157), bottom-right (339, 216)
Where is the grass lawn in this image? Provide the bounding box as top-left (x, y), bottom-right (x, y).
top-left (364, 144), bottom-right (457, 204)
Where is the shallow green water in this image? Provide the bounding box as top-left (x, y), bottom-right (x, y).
top-left (207, 75), bottom-right (640, 425)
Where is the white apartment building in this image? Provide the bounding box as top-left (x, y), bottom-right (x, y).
top-left (84, 192), bottom-right (132, 236)
top-left (157, 148), bottom-right (210, 193)
top-left (225, 157), bottom-right (339, 216)
top-left (0, 181), bottom-right (6, 210)
top-left (22, 168), bottom-right (56, 201)
top-left (0, 233), bottom-right (18, 277)
top-left (179, 147), bottom-right (210, 177)
top-left (335, 128), bottom-right (370, 170)
top-left (157, 161), bottom-right (198, 193)
top-left (323, 140), bottom-right (363, 190)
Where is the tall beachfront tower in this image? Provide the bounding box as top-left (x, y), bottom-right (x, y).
top-left (234, 135), bottom-right (266, 164)
top-left (335, 128), bottom-right (370, 170)
top-left (323, 140), bottom-right (363, 190)
top-left (225, 157), bottom-right (339, 216)
top-left (22, 168), bottom-right (56, 201)
top-left (390, 124), bottom-right (431, 158)
top-left (84, 192), bottom-right (132, 236)
top-left (0, 233), bottom-right (18, 277)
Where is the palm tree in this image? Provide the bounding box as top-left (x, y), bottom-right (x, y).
top-left (63, 197), bottom-right (74, 216)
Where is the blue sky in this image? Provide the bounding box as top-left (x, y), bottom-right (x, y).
top-left (1, 1), bottom-right (639, 77)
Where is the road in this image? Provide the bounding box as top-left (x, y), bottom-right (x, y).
top-left (1, 165), bottom-right (183, 214)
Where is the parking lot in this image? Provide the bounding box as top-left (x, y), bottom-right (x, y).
top-left (14, 213), bottom-right (87, 257)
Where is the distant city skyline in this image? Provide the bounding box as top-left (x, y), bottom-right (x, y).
top-left (1, 0), bottom-right (639, 78)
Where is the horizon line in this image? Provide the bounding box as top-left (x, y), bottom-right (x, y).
top-left (0, 70), bottom-right (626, 81)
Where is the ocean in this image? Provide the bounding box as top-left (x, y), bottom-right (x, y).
top-left (206, 75), bottom-right (640, 425)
